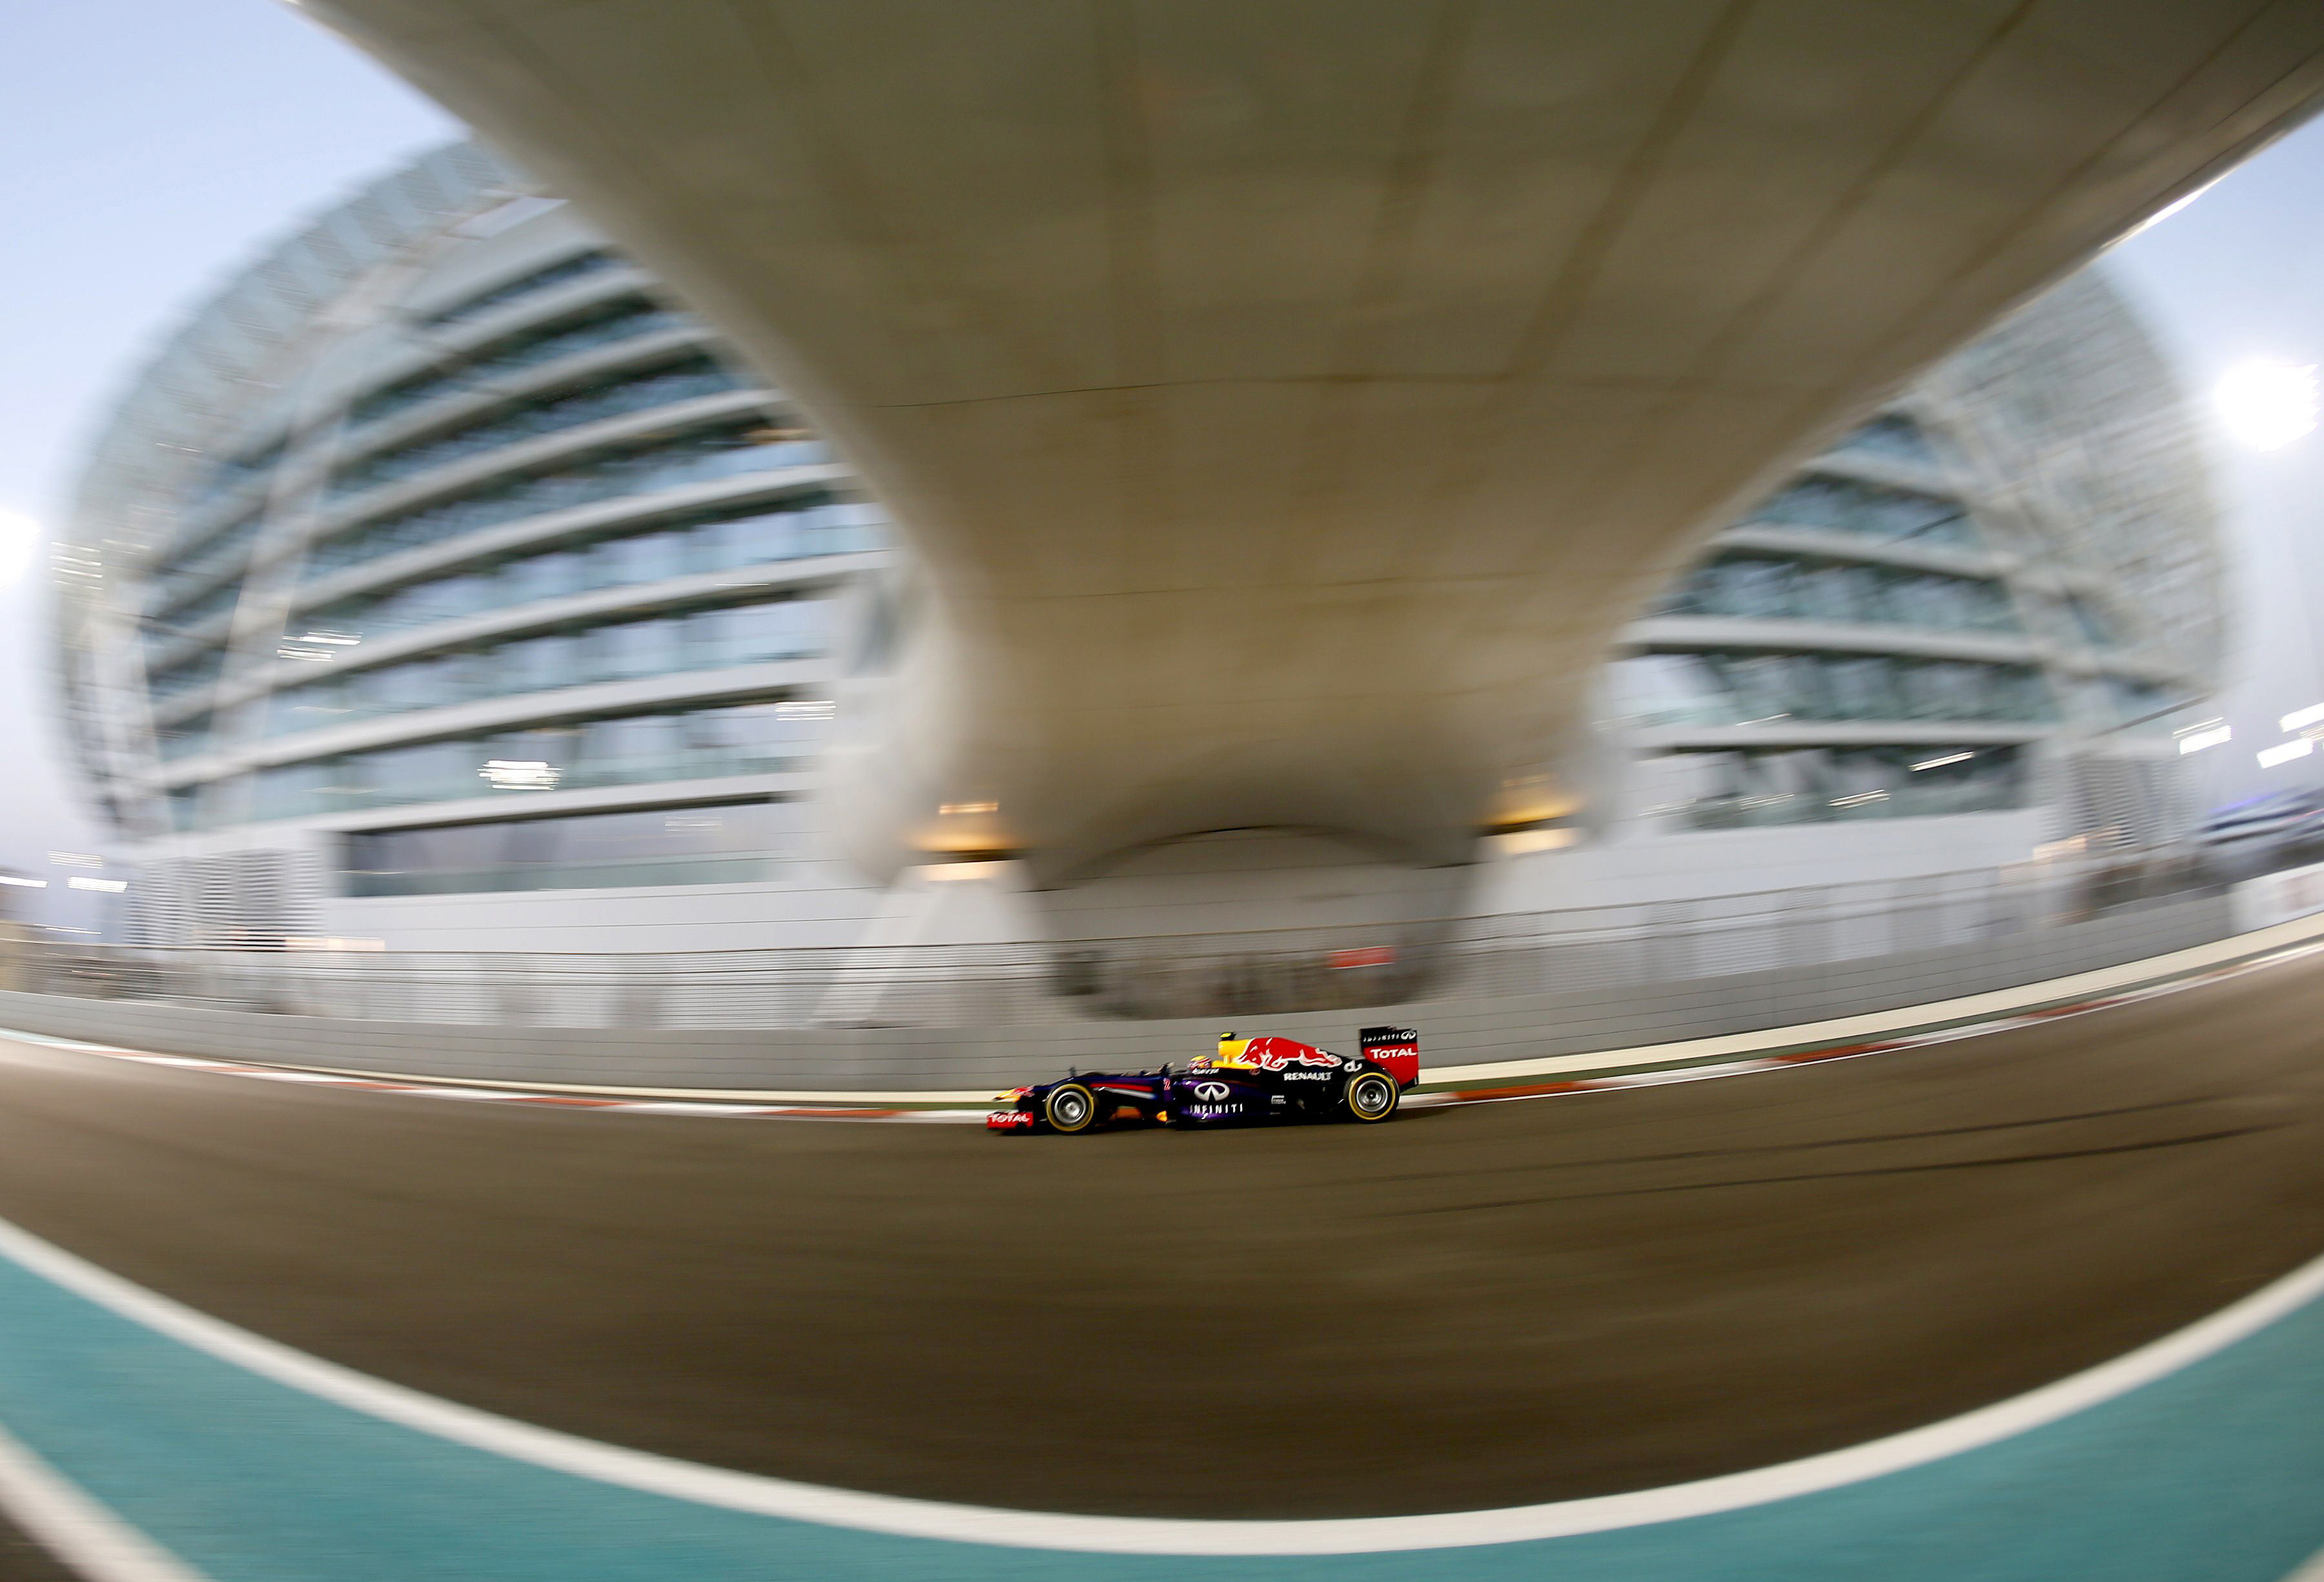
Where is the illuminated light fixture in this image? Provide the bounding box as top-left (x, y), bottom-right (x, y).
top-left (922, 859), bottom-right (1008, 881)
top-left (2283, 703), bottom-right (2324, 734)
top-left (0, 875), bottom-right (46, 889)
top-left (276, 646), bottom-right (337, 662)
top-left (47, 851), bottom-right (103, 868)
top-left (2213, 358), bottom-right (2319, 451)
top-left (938, 801), bottom-right (999, 816)
top-left (296, 630), bottom-right (360, 646)
top-left (1494, 827), bottom-right (1578, 855)
top-left (2258, 739), bottom-right (2314, 769)
top-left (1911, 752), bottom-right (1974, 772)
top-left (1830, 790), bottom-right (1890, 807)
top-left (2178, 724), bottom-right (2232, 755)
top-left (67, 876), bottom-right (127, 893)
top-left (775, 699), bottom-right (835, 720)
top-left (479, 759), bottom-right (561, 790)
top-left (1487, 790), bottom-right (1582, 836)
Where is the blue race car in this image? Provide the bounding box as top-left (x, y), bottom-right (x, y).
top-left (987, 1027), bottom-right (1420, 1134)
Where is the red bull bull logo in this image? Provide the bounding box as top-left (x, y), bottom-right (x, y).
top-left (1239, 1037), bottom-right (1342, 1071)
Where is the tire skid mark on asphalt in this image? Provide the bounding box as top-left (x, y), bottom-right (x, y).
top-left (1381, 1122), bottom-right (2298, 1215)
top-left (1365, 1092), bottom-right (2250, 1180)
top-left (5, 934), bottom-right (2323, 1131)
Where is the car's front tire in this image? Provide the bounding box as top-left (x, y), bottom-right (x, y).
top-left (1045, 1081), bottom-right (1101, 1134)
top-left (1341, 1069), bottom-right (1400, 1123)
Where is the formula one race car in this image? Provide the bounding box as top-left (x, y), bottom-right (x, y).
top-left (986, 1027), bottom-right (1420, 1135)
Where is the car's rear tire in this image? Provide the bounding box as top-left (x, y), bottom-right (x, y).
top-left (1341, 1069), bottom-right (1400, 1123)
top-left (1045, 1082), bottom-right (1101, 1134)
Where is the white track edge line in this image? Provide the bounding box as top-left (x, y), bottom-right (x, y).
top-left (0, 1418), bottom-right (210, 1582)
top-left (0, 1206), bottom-right (2320, 1556)
top-left (2281, 1542), bottom-right (2324, 1582)
top-left (18, 915), bottom-right (2324, 1110)
top-left (13, 933), bottom-right (2324, 1130)
top-left (15, 912), bottom-right (2323, 1111)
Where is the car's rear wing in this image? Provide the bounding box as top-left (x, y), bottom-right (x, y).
top-left (1360, 1025), bottom-right (1420, 1088)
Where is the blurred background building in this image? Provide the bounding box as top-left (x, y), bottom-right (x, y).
top-left (54, 143), bottom-right (2226, 950)
top-left (1569, 268), bottom-right (2227, 906)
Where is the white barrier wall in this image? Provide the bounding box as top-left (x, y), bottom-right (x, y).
top-left (2232, 863), bottom-right (2324, 934)
top-left (0, 896), bottom-right (2229, 1094)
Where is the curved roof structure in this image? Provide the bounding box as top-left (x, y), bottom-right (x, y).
top-left (300, 3), bottom-right (2321, 879)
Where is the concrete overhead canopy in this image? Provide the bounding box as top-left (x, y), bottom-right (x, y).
top-left (306, 0), bottom-right (2324, 881)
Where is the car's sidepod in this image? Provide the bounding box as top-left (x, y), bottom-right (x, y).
top-left (1168, 1069), bottom-right (1265, 1124)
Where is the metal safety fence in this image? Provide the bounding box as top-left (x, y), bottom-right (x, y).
top-left (0, 859), bottom-right (2231, 1031)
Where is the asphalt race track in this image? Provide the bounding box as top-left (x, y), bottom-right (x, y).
top-left (1, 955), bottom-right (2321, 1525)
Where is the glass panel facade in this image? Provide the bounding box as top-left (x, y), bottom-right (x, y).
top-left (2061, 594), bottom-right (2117, 648)
top-left (422, 249), bottom-right (618, 327)
top-left (1609, 652), bottom-right (2053, 726)
top-left (1746, 473), bottom-right (1975, 546)
top-left (1660, 745), bottom-right (2026, 828)
top-left (343, 799), bottom-right (808, 895)
top-left (149, 510), bottom-right (266, 617)
top-left (1831, 413), bottom-right (1940, 466)
top-left (148, 650), bottom-right (225, 704)
top-left (327, 356), bottom-right (745, 501)
top-left (182, 436), bottom-right (286, 517)
top-left (143, 490), bottom-right (878, 720)
top-left (263, 595), bottom-right (832, 738)
top-left (299, 495), bottom-right (878, 642)
top-left (145, 575), bottom-right (244, 641)
top-left (300, 423), bottom-right (822, 580)
top-left (349, 299), bottom-right (688, 431)
top-left (1653, 551), bottom-right (2017, 632)
top-left (232, 699), bottom-right (831, 825)
top-left (156, 715), bottom-right (211, 763)
top-left (1603, 653), bottom-right (1738, 728)
top-left (2108, 679), bottom-right (2190, 731)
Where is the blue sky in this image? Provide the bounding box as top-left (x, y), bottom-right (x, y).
top-left (0, 0), bottom-right (2319, 922)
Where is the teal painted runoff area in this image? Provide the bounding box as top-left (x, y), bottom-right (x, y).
top-left (0, 1239), bottom-right (2319, 1581)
